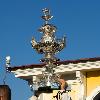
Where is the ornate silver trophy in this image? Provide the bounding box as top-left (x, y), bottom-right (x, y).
top-left (31, 8), bottom-right (66, 91)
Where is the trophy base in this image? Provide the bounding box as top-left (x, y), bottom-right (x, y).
top-left (38, 86), bottom-right (60, 92)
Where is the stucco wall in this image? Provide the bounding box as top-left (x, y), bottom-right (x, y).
top-left (86, 70), bottom-right (100, 96)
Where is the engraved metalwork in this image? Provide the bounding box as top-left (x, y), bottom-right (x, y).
top-left (31, 8), bottom-right (66, 90)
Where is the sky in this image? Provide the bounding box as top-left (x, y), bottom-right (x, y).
top-left (0, 0), bottom-right (100, 100)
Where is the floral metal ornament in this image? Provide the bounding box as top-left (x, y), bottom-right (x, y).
top-left (31, 8), bottom-right (66, 90)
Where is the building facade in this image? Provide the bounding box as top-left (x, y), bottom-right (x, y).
top-left (8, 57), bottom-right (100, 100)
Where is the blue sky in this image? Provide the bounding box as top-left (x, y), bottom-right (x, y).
top-left (0, 0), bottom-right (100, 100)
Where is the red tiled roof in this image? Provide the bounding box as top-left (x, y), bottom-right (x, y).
top-left (8, 63), bottom-right (45, 71)
top-left (8, 57), bottom-right (100, 71)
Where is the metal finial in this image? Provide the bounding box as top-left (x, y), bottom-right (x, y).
top-left (42, 8), bottom-right (53, 23)
top-left (42, 8), bottom-right (50, 16)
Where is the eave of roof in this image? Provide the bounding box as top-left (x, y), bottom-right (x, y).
top-left (8, 57), bottom-right (100, 71)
